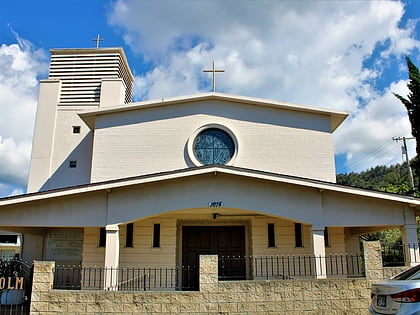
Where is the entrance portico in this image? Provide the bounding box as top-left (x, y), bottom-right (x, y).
top-left (0, 165), bottom-right (419, 286)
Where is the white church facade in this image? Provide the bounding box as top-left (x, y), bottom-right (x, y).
top-left (0, 47), bottom-right (419, 291)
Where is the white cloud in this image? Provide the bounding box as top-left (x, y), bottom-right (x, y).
top-left (109, 0), bottom-right (420, 173)
top-left (334, 80), bottom-right (414, 173)
top-left (0, 35), bottom-right (48, 196)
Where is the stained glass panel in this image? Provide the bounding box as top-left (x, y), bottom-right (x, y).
top-left (193, 128), bottom-right (235, 165)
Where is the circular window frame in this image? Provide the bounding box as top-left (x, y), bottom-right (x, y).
top-left (188, 124), bottom-right (238, 166)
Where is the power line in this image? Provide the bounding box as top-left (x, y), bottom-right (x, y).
top-left (337, 128), bottom-right (412, 174)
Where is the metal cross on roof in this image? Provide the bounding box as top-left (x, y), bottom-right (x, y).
top-left (92, 34), bottom-right (104, 48)
top-left (203, 61), bottom-right (225, 92)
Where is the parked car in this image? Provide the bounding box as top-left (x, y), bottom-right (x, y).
top-left (370, 264), bottom-right (420, 315)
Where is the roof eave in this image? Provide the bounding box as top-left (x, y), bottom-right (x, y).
top-left (1, 166), bottom-right (419, 208)
top-left (79, 92), bottom-right (349, 132)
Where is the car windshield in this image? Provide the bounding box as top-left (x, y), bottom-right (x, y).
top-left (392, 264), bottom-right (420, 280)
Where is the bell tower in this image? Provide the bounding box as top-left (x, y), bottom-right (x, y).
top-left (27, 47), bottom-right (134, 192)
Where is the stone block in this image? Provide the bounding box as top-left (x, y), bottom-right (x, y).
top-left (237, 281), bottom-right (256, 292)
top-left (133, 293), bottom-right (153, 304)
top-left (311, 300), bottom-right (332, 310)
top-left (31, 291), bottom-right (41, 302)
top-left (217, 292), bottom-right (242, 302)
top-left (32, 282), bottom-right (52, 292)
top-left (180, 302), bottom-right (201, 312)
top-left (114, 292), bottom-right (134, 303)
top-left (161, 302), bottom-right (180, 312)
top-left (142, 303), bottom-right (162, 313)
top-left (218, 302), bottom-right (238, 313)
top-left (256, 301), bottom-right (277, 312)
top-left (199, 273), bottom-right (218, 284)
top-left (237, 302), bottom-right (257, 312)
top-left (74, 292), bottom-right (95, 303)
top-left (85, 302), bottom-right (102, 313)
top-left (275, 301), bottom-right (294, 311)
top-left (199, 302), bottom-right (218, 312)
top-left (33, 261), bottom-right (55, 273)
top-left (296, 280), bottom-right (312, 291)
top-left (303, 289), bottom-right (322, 301)
top-left (312, 279), bottom-right (331, 290)
top-left (170, 292), bottom-right (200, 304)
top-left (124, 302), bottom-right (146, 312)
top-left (95, 292), bottom-right (118, 303)
top-left (151, 293), bottom-right (171, 303)
top-left (66, 302), bottom-right (86, 313)
top-left (200, 283), bottom-right (218, 293)
top-left (285, 290), bottom-right (302, 300)
top-left (218, 281), bottom-right (238, 292)
top-left (30, 302), bottom-right (50, 312)
top-left (48, 301), bottom-right (67, 312)
top-left (33, 272), bottom-right (54, 284)
top-left (293, 300), bottom-right (316, 311)
top-left (199, 255), bottom-right (218, 273)
top-left (330, 299), bottom-right (350, 310)
top-left (322, 287), bottom-right (341, 300)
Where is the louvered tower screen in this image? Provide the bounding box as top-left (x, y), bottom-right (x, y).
top-left (49, 48), bottom-right (134, 105)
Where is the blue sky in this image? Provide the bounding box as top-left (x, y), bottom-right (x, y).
top-left (0, 0), bottom-right (419, 197)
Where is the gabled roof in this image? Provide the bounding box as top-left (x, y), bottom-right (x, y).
top-left (1, 165), bottom-right (419, 211)
top-left (79, 92), bottom-right (348, 132)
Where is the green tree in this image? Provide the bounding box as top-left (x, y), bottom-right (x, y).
top-left (337, 163), bottom-right (414, 195)
top-left (393, 56), bottom-right (420, 193)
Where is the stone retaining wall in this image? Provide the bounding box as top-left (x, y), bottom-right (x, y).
top-left (29, 242), bottom-right (401, 314)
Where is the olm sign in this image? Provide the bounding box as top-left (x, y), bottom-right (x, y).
top-left (0, 277), bottom-right (24, 290)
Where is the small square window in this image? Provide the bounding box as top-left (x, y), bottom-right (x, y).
top-left (268, 223), bottom-right (276, 248)
top-left (324, 227), bottom-right (330, 247)
top-left (69, 160), bottom-right (77, 168)
top-left (295, 223), bottom-right (303, 248)
top-left (72, 126), bottom-right (81, 134)
top-left (153, 224), bottom-right (160, 248)
top-left (99, 227), bottom-right (106, 247)
top-left (126, 223), bottom-right (134, 248)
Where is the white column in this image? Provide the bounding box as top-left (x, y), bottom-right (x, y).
top-left (312, 228), bottom-right (326, 279)
top-left (104, 224), bottom-right (120, 290)
top-left (402, 205), bottom-right (420, 266)
top-left (402, 224), bottom-right (420, 266)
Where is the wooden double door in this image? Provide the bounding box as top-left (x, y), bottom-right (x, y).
top-left (182, 226), bottom-right (246, 290)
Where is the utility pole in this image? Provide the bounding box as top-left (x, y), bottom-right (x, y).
top-left (393, 136), bottom-right (415, 195)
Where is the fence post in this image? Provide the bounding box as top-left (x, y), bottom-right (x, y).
top-left (363, 241), bottom-right (384, 280)
top-left (30, 261), bottom-right (55, 313)
top-left (199, 255), bottom-right (218, 292)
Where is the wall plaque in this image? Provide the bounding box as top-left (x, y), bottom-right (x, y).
top-left (45, 232), bottom-right (83, 261)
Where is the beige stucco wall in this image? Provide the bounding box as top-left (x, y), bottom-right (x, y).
top-left (47, 108), bottom-right (93, 190)
top-left (81, 214), bottom-right (351, 268)
top-left (90, 100), bottom-right (336, 183)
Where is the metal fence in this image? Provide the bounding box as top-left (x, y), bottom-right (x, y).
top-left (382, 243), bottom-right (420, 266)
top-left (220, 254), bottom-right (364, 280)
top-left (54, 254), bottom-right (364, 291)
top-left (53, 265), bottom-right (197, 291)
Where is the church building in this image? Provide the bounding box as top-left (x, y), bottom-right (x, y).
top-left (0, 47), bottom-right (419, 291)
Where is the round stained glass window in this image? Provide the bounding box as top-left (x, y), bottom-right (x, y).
top-left (193, 128), bottom-right (235, 165)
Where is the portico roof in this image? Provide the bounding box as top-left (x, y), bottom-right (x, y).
top-left (1, 165), bottom-right (419, 210)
